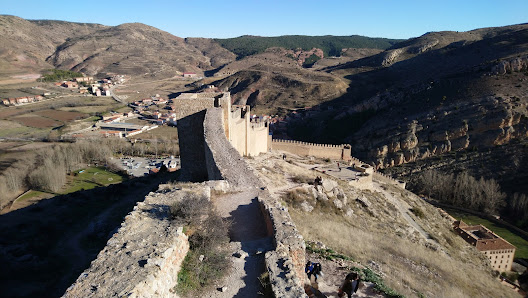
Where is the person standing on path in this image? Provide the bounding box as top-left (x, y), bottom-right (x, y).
top-left (338, 272), bottom-right (360, 298)
top-left (305, 261), bottom-right (315, 281)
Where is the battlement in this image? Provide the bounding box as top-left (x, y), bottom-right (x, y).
top-left (173, 91), bottom-right (270, 157)
top-left (271, 138), bottom-right (351, 161)
top-left (250, 121), bottom-right (269, 129)
top-left (372, 171), bottom-right (406, 189)
top-left (273, 138), bottom-right (348, 149)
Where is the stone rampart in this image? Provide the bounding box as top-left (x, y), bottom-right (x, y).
top-left (272, 139), bottom-right (351, 161)
top-left (204, 108), bottom-right (264, 189)
top-left (348, 156), bottom-right (406, 189)
top-left (258, 194), bottom-right (308, 297)
top-left (178, 110), bottom-right (209, 182)
top-left (61, 185), bottom-right (216, 297)
top-left (372, 171), bottom-right (406, 189)
top-left (184, 107), bottom-right (308, 296)
top-left (172, 98), bottom-right (216, 120)
top-left (66, 103), bottom-right (307, 297)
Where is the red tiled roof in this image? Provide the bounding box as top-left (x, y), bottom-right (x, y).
top-left (476, 239), bottom-right (515, 251)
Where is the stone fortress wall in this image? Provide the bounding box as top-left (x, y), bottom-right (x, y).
top-left (62, 184), bottom-right (216, 297)
top-left (172, 91), bottom-right (270, 158)
top-left (271, 139), bottom-right (352, 161)
top-left (180, 107), bottom-right (308, 296)
top-left (64, 90), bottom-right (411, 297)
top-left (275, 140), bottom-right (406, 189)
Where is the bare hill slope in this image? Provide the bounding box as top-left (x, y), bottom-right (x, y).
top-left (288, 24), bottom-right (528, 170)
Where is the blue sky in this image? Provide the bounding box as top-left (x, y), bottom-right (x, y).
top-left (2, 0), bottom-right (527, 39)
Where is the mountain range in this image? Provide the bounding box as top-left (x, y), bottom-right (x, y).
top-left (1, 14), bottom-right (528, 200)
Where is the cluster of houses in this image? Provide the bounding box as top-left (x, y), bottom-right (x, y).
top-left (2, 94), bottom-right (46, 106)
top-left (129, 94), bottom-right (178, 126)
top-left (1, 75), bottom-right (127, 107)
top-left (55, 75), bottom-right (126, 96)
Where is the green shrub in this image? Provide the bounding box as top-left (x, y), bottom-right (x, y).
top-left (410, 207), bottom-right (425, 219)
top-left (173, 195), bottom-right (230, 296)
top-left (306, 241), bottom-right (353, 261)
top-left (348, 266), bottom-right (404, 298)
top-left (38, 69), bottom-right (83, 82)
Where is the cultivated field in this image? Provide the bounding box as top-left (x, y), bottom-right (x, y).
top-left (129, 125), bottom-right (179, 141)
top-left (12, 115), bottom-right (61, 128)
top-left (35, 110), bottom-right (85, 121)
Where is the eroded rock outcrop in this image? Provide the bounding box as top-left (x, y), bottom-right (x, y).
top-left (360, 96), bottom-right (528, 169)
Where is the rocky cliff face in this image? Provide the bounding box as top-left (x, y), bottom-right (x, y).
top-left (361, 94), bottom-right (528, 169)
top-left (287, 24), bottom-right (528, 178)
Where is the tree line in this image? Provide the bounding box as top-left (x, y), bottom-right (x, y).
top-left (412, 170), bottom-right (506, 214)
top-left (413, 169), bottom-right (528, 229)
top-left (38, 69), bottom-right (84, 82)
top-left (215, 35), bottom-right (402, 58)
top-left (0, 138), bottom-right (180, 210)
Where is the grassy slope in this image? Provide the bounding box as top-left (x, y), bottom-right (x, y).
top-left (215, 35), bottom-right (402, 58)
top-left (247, 153), bottom-right (518, 297)
top-left (62, 167), bottom-right (125, 194)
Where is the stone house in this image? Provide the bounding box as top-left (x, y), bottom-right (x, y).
top-left (63, 81), bottom-right (78, 88)
top-left (182, 72), bottom-right (196, 78)
top-left (454, 220), bottom-right (516, 272)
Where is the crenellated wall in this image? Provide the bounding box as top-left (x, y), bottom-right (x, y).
top-left (372, 171), bottom-right (406, 189)
top-left (174, 92), bottom-right (270, 157)
top-left (271, 139), bottom-right (352, 161)
top-left (191, 107), bottom-right (308, 296)
top-left (65, 101), bottom-right (308, 297)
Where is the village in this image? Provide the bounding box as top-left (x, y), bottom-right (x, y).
top-left (1, 75), bottom-right (127, 107)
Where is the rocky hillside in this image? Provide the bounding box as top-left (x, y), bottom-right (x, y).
top-left (0, 16), bottom-right (235, 78)
top-left (0, 15), bottom-right (105, 75)
top-left (46, 23), bottom-right (221, 77)
top-left (246, 152), bottom-right (518, 297)
top-left (287, 24), bottom-right (528, 186)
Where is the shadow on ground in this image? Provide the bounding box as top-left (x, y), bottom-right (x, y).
top-left (0, 171), bottom-right (179, 298)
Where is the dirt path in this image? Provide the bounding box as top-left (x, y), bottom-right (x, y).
top-left (207, 189), bottom-right (273, 297)
top-left (373, 183), bottom-right (433, 242)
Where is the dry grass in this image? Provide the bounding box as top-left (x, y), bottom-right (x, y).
top-left (291, 210), bottom-right (515, 297)
top-left (251, 152), bottom-right (518, 297)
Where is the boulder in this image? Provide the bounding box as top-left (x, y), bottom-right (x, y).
top-left (356, 196), bottom-right (371, 208)
top-left (300, 201), bottom-right (314, 212)
top-left (333, 199), bottom-right (344, 209)
top-left (345, 208), bottom-right (354, 217)
top-left (322, 179), bottom-right (338, 192)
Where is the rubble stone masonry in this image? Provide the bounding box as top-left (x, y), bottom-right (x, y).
top-left (62, 186), bottom-right (199, 297)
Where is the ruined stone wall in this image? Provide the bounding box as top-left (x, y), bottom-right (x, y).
top-left (178, 110), bottom-right (209, 182)
top-left (172, 98), bottom-right (216, 120)
top-left (202, 108), bottom-right (307, 296)
top-left (272, 139), bottom-right (351, 161)
top-left (372, 171), bottom-right (406, 189)
top-left (258, 195), bottom-right (309, 297)
top-left (62, 185), bottom-right (208, 298)
top-left (203, 108), bottom-right (263, 189)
